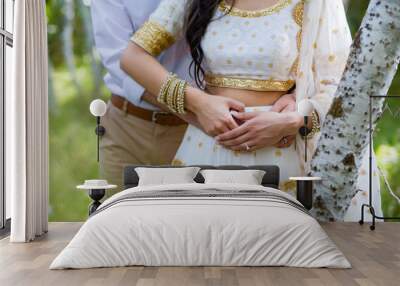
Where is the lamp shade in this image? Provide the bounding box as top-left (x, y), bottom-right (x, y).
top-left (90, 99), bottom-right (107, 117)
top-left (297, 99), bottom-right (314, 116)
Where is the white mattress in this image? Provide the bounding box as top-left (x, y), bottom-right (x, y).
top-left (50, 183), bottom-right (350, 269)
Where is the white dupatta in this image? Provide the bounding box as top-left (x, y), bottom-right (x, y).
top-left (296, 0), bottom-right (352, 173)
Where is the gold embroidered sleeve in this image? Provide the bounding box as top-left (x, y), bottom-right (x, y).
top-left (131, 21), bottom-right (176, 57)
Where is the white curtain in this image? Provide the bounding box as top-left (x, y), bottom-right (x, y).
top-left (7, 0), bottom-right (49, 242)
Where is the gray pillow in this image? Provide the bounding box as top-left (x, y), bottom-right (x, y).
top-left (135, 167), bottom-right (201, 186)
top-left (200, 169), bottom-right (266, 185)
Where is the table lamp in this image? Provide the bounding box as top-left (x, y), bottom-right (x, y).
top-left (89, 99), bottom-right (107, 162)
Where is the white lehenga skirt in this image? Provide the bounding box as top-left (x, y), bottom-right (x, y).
top-left (173, 106), bottom-right (383, 222)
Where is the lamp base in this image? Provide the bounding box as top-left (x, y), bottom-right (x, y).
top-left (296, 181), bottom-right (313, 210)
top-left (290, 177), bottom-right (321, 210)
top-left (88, 189), bottom-right (105, 215)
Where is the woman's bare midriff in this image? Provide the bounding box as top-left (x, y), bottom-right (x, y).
top-left (206, 85), bottom-right (288, 107)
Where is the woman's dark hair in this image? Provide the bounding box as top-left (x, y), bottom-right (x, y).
top-left (185, 0), bottom-right (233, 88)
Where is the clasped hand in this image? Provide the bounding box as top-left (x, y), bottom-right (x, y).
top-left (195, 93), bottom-right (302, 152)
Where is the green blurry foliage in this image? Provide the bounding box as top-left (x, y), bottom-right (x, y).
top-left (47, 0), bottom-right (87, 68)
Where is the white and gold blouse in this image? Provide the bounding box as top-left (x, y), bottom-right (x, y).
top-left (132, 0), bottom-right (304, 92)
top-left (131, 0), bottom-right (352, 171)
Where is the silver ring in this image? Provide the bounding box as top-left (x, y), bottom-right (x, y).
top-left (244, 144), bottom-right (250, 151)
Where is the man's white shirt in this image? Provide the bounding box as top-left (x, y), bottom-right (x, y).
top-left (90, 0), bottom-right (192, 110)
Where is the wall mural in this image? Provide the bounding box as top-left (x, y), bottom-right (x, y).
top-left (45, 0), bottom-right (400, 221)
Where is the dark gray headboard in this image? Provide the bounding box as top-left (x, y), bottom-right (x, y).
top-left (123, 165), bottom-right (280, 189)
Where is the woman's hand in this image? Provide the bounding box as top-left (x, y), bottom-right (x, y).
top-left (272, 92), bottom-right (297, 148)
top-left (272, 93), bottom-right (318, 148)
top-left (274, 134), bottom-right (296, 148)
top-left (271, 92), bottom-right (296, 113)
top-left (216, 111), bottom-right (303, 152)
top-left (141, 90), bottom-right (202, 129)
top-left (185, 88), bottom-right (245, 137)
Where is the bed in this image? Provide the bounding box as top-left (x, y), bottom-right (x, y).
top-left (50, 165), bottom-right (350, 269)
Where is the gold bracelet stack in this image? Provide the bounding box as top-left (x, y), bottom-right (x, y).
top-left (304, 111), bottom-right (321, 139)
top-left (157, 73), bottom-right (187, 114)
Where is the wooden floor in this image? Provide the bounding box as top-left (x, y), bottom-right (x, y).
top-left (0, 222), bottom-right (399, 286)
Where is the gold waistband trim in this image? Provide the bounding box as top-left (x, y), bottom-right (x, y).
top-left (205, 74), bottom-right (295, 92)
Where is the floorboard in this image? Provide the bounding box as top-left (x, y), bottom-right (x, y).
top-left (0, 222), bottom-right (399, 286)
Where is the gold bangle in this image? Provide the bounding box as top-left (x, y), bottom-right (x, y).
top-left (158, 73), bottom-right (172, 103)
top-left (176, 80), bottom-right (187, 114)
top-left (157, 73), bottom-right (187, 114)
top-left (158, 73), bottom-right (175, 105)
top-left (174, 80), bottom-right (186, 114)
top-left (171, 79), bottom-right (180, 112)
top-left (304, 111), bottom-right (321, 139)
top-left (167, 78), bottom-right (179, 112)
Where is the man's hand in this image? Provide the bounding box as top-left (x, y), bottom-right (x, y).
top-left (215, 111), bottom-right (303, 152)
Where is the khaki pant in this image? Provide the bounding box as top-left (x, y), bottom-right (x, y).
top-left (99, 102), bottom-right (187, 196)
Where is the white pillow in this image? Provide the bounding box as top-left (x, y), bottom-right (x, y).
top-left (200, 169), bottom-right (266, 185)
top-left (135, 167), bottom-right (201, 186)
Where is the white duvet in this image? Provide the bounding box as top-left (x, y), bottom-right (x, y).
top-left (50, 183), bottom-right (350, 269)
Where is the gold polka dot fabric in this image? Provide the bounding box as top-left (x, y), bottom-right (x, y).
top-left (132, 0), bottom-right (303, 90)
top-left (293, 0), bottom-right (354, 181)
top-left (202, 0), bottom-right (301, 86)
